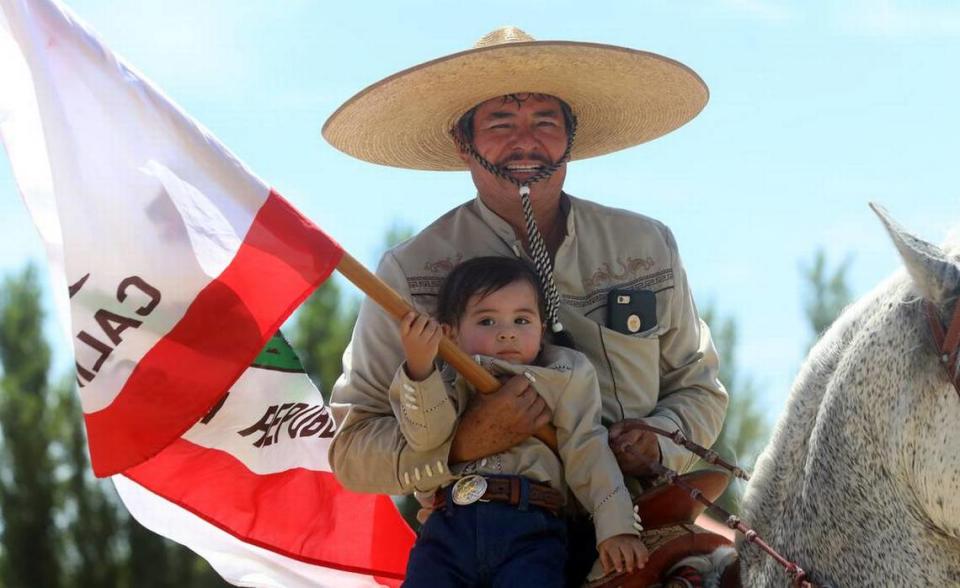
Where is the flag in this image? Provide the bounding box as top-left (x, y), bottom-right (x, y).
top-left (0, 0), bottom-right (414, 584)
top-left (117, 333), bottom-right (413, 586)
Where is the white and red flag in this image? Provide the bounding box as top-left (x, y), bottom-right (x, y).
top-left (0, 0), bottom-right (413, 585)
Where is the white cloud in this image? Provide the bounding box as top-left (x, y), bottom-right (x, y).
top-left (839, 0), bottom-right (960, 37)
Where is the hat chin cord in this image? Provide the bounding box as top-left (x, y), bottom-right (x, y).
top-left (451, 119), bottom-right (578, 338)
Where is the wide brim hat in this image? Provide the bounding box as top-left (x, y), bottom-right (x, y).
top-left (322, 27), bottom-right (709, 171)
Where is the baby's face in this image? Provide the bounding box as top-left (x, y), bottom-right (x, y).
top-left (449, 280), bottom-right (543, 364)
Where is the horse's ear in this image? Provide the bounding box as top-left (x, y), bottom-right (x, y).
top-left (871, 202), bottom-right (960, 305)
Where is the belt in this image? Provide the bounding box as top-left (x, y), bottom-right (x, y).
top-left (434, 475), bottom-right (564, 516)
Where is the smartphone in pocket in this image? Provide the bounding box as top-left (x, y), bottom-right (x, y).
top-left (606, 289), bottom-right (657, 335)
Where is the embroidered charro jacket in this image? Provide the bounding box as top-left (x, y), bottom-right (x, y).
top-left (390, 344), bottom-right (638, 545)
top-left (329, 194), bottom-right (728, 498)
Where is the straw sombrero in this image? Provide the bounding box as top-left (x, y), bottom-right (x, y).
top-left (322, 27), bottom-right (708, 171)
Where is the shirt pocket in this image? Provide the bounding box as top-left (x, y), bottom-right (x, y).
top-left (592, 325), bottom-right (660, 422)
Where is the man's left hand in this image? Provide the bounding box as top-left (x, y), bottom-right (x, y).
top-left (608, 419), bottom-right (661, 478)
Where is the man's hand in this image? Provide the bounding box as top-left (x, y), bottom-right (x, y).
top-left (399, 312), bottom-right (443, 381)
top-left (449, 374), bottom-right (551, 463)
top-left (608, 419), bottom-right (662, 479)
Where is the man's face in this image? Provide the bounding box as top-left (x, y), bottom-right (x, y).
top-left (460, 93), bottom-right (569, 187)
top-left (448, 279), bottom-right (543, 365)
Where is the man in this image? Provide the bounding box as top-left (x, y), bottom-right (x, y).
top-left (323, 26), bottom-right (728, 581)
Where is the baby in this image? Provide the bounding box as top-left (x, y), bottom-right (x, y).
top-left (391, 256), bottom-right (647, 586)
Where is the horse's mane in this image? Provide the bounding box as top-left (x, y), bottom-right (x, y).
top-left (739, 215), bottom-right (960, 585)
top-left (743, 271), bottom-right (910, 520)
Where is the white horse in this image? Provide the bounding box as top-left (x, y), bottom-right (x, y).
top-left (735, 205), bottom-right (960, 586)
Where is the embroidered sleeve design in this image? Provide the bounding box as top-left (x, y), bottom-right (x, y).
top-left (593, 484), bottom-right (629, 516)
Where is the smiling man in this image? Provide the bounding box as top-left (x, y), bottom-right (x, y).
top-left (323, 27), bottom-right (728, 584)
top-left (454, 93), bottom-right (571, 258)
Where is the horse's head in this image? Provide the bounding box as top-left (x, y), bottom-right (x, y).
top-left (740, 205), bottom-right (960, 586)
top-left (872, 203), bottom-right (960, 541)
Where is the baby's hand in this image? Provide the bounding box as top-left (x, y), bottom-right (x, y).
top-left (597, 534), bottom-right (649, 576)
top-left (399, 312), bottom-right (443, 381)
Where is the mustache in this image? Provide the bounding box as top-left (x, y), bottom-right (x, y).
top-left (495, 152), bottom-right (554, 168)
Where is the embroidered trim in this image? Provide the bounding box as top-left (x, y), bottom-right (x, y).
top-left (421, 398), bottom-right (451, 415)
top-left (399, 397), bottom-right (450, 428)
top-left (564, 270), bottom-right (674, 308)
top-left (583, 257), bottom-right (657, 291)
top-left (406, 275), bottom-right (444, 296)
top-left (423, 254), bottom-right (464, 274)
top-left (399, 403), bottom-right (427, 429)
top-left (593, 484), bottom-right (629, 515)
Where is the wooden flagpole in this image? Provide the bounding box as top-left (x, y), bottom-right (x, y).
top-left (336, 251), bottom-right (558, 451)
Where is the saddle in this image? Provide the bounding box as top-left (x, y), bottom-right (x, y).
top-left (586, 469), bottom-right (740, 588)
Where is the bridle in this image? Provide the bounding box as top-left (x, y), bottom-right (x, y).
top-left (923, 298), bottom-right (960, 399)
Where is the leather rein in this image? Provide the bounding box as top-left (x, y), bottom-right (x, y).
top-left (923, 299), bottom-right (960, 399)
top-left (635, 423), bottom-right (818, 588)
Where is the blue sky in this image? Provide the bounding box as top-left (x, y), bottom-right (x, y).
top-left (1, 0), bottom-right (958, 420)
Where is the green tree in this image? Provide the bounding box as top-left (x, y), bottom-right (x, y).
top-left (291, 222), bottom-right (415, 401)
top-left (384, 222), bottom-right (414, 251)
top-left (291, 279), bottom-right (357, 401)
top-left (293, 223), bottom-right (419, 525)
top-left (123, 494), bottom-right (227, 588)
top-left (0, 263), bottom-right (227, 588)
top-left (699, 305), bottom-right (768, 514)
top-left (0, 265), bottom-right (61, 588)
top-left (54, 369), bottom-right (226, 588)
top-left (126, 513), bottom-right (171, 588)
top-left (698, 250), bottom-right (852, 516)
top-left (49, 380), bottom-right (125, 588)
top-left (801, 248), bottom-right (852, 348)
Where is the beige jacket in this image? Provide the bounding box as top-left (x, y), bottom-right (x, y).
top-left (329, 194), bottom-right (727, 497)
top-left (390, 344), bottom-right (637, 545)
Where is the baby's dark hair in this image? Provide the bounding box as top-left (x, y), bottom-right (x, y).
top-left (435, 256), bottom-right (546, 327)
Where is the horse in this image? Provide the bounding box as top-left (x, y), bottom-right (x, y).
top-left (602, 204), bottom-right (960, 587)
top-left (735, 204), bottom-right (960, 586)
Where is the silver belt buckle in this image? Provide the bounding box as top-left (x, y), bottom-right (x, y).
top-left (451, 474), bottom-right (488, 506)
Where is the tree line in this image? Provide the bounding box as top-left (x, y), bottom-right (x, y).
top-left (0, 239), bottom-right (850, 586)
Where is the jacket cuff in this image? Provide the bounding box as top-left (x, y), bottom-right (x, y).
top-left (396, 363), bottom-right (447, 406)
top-left (397, 440), bottom-right (457, 493)
top-left (592, 486), bottom-right (640, 546)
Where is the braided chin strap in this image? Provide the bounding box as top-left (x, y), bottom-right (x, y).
top-left (517, 185), bottom-right (564, 333)
top-left (450, 113), bottom-right (578, 335)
